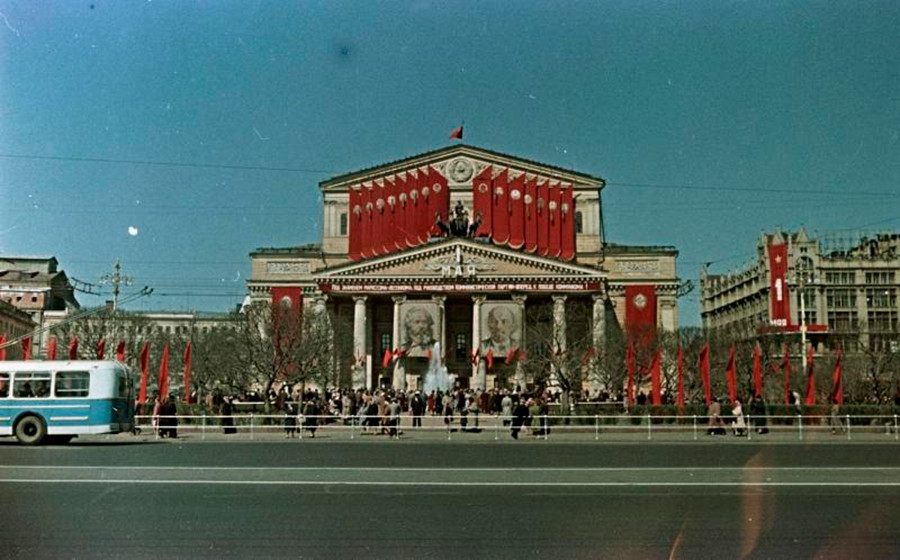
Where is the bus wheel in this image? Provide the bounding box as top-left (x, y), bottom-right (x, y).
top-left (14, 415), bottom-right (46, 445)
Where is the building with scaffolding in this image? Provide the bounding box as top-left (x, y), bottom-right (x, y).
top-left (700, 228), bottom-right (900, 350)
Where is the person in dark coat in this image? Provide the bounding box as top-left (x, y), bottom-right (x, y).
top-left (750, 395), bottom-right (768, 434)
top-left (410, 391), bottom-right (424, 428)
top-left (510, 400), bottom-right (529, 439)
top-left (159, 394), bottom-right (178, 438)
top-left (221, 397), bottom-right (237, 434)
top-left (303, 399), bottom-right (319, 438)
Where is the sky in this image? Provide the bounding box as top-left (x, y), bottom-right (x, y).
top-left (1, 1), bottom-right (898, 325)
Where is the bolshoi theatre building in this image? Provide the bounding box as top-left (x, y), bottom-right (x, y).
top-left (248, 145), bottom-right (680, 391)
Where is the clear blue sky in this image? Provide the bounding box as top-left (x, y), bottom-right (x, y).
top-left (1, 1), bottom-right (898, 325)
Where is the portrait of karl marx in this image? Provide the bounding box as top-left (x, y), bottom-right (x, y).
top-left (401, 304), bottom-right (438, 358)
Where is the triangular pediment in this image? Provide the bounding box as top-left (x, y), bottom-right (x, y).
top-left (319, 144), bottom-right (604, 192)
top-left (315, 239), bottom-right (603, 282)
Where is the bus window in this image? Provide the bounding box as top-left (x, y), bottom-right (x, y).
top-left (55, 371), bottom-right (90, 398)
top-left (0, 373), bottom-right (8, 398)
top-left (14, 373), bottom-right (52, 398)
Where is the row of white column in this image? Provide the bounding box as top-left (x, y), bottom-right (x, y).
top-left (351, 293), bottom-right (607, 391)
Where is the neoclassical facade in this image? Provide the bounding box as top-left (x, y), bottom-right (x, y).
top-left (248, 145), bottom-right (679, 390)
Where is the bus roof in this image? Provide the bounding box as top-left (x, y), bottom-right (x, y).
top-left (0, 360), bottom-right (129, 373)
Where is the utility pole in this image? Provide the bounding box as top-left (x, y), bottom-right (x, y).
top-left (100, 260), bottom-right (133, 313)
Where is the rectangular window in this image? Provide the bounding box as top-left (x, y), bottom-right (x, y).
top-left (866, 288), bottom-right (897, 309)
top-left (14, 372), bottom-right (52, 398)
top-left (868, 310), bottom-right (898, 333)
top-left (826, 271), bottom-right (855, 284)
top-left (455, 333), bottom-right (467, 360)
top-left (55, 371), bottom-right (90, 398)
top-left (826, 289), bottom-right (856, 309)
top-left (340, 213), bottom-right (348, 236)
top-left (380, 333), bottom-right (391, 357)
top-left (0, 373), bottom-right (8, 398)
top-left (865, 271), bottom-right (895, 285)
top-left (827, 311), bottom-right (857, 332)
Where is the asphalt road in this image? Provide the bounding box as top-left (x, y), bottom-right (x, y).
top-left (1, 438), bottom-right (898, 560)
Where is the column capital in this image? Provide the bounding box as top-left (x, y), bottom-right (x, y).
top-left (431, 295), bottom-right (447, 305)
top-left (391, 295), bottom-right (407, 305)
top-left (511, 294), bottom-right (527, 305)
top-left (353, 295), bottom-right (368, 304)
top-left (472, 295), bottom-right (487, 305)
top-left (591, 293), bottom-right (606, 303)
top-left (552, 294), bottom-right (568, 304)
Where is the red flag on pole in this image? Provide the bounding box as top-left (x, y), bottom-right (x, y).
top-left (752, 344), bottom-right (762, 398)
top-left (158, 342), bottom-right (170, 397)
top-left (831, 345), bottom-right (843, 406)
top-left (22, 337), bottom-right (32, 361)
top-left (382, 348), bottom-right (392, 368)
top-left (649, 349), bottom-right (662, 406)
top-left (676, 344), bottom-right (684, 409)
top-left (96, 339), bottom-right (106, 360)
top-left (116, 341), bottom-right (126, 362)
top-left (47, 336), bottom-right (58, 360)
top-left (182, 342), bottom-right (193, 404)
top-left (782, 343), bottom-right (791, 405)
top-left (138, 342), bottom-right (150, 405)
top-left (699, 343), bottom-right (711, 406)
top-left (449, 125), bottom-right (464, 140)
top-left (0, 334), bottom-right (6, 361)
top-left (505, 347), bottom-right (518, 365)
top-left (804, 344), bottom-right (816, 406)
top-left (69, 337), bottom-right (79, 360)
top-left (485, 347), bottom-right (494, 370)
top-left (581, 346), bottom-right (596, 364)
top-left (626, 342), bottom-right (636, 406)
top-left (726, 346), bottom-right (737, 404)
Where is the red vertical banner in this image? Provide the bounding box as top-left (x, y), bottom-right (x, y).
top-left (767, 243), bottom-right (791, 327)
top-left (348, 187), bottom-right (362, 261)
top-left (804, 345), bottom-right (816, 406)
top-left (831, 346), bottom-right (843, 406)
top-left (726, 346), bottom-right (737, 404)
top-left (649, 349), bottom-right (662, 405)
top-left (625, 285), bottom-right (658, 350)
top-left (560, 185), bottom-right (576, 261)
top-left (158, 342), bottom-right (171, 397)
top-left (492, 169), bottom-right (510, 245)
top-left (138, 342), bottom-right (150, 405)
top-left (182, 342), bottom-right (193, 404)
top-left (429, 165), bottom-right (449, 228)
top-left (96, 339), bottom-right (106, 360)
top-left (47, 336), bottom-right (58, 360)
top-left (360, 185), bottom-right (373, 260)
top-left (752, 344), bottom-right (762, 398)
top-left (676, 344), bottom-right (685, 409)
top-left (699, 343), bottom-right (711, 406)
top-left (537, 180), bottom-right (550, 256)
top-left (115, 341), bottom-right (126, 362)
top-left (383, 177), bottom-right (398, 253)
top-left (406, 170), bottom-right (420, 248)
top-left (371, 181), bottom-right (384, 256)
top-left (417, 167), bottom-right (432, 244)
top-left (0, 334), bottom-right (6, 360)
top-left (507, 172), bottom-right (526, 249)
top-left (524, 176), bottom-right (538, 253)
top-left (626, 342), bottom-right (636, 406)
top-left (69, 337), bottom-right (79, 360)
top-left (22, 337), bottom-right (31, 361)
top-left (547, 182), bottom-right (562, 258)
top-left (782, 343), bottom-right (791, 405)
top-left (395, 174), bottom-right (409, 249)
top-left (473, 166), bottom-right (493, 237)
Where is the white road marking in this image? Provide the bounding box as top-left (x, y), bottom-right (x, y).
top-left (0, 479), bottom-right (898, 487)
top-left (0, 465), bottom-right (897, 472)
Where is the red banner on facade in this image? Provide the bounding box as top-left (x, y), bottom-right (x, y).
top-left (372, 180), bottom-right (386, 256)
top-left (348, 187), bottom-right (362, 261)
top-left (508, 173), bottom-right (526, 249)
top-left (524, 176), bottom-right (538, 253)
top-left (473, 166), bottom-right (493, 237)
top-left (547, 182), bottom-right (562, 258)
top-left (360, 184), bottom-right (374, 259)
top-left (395, 174), bottom-right (410, 249)
top-left (560, 185), bottom-right (575, 262)
top-left (416, 167), bottom-right (430, 245)
top-left (492, 169), bottom-right (510, 245)
top-left (537, 180), bottom-right (550, 256)
top-left (767, 243), bottom-right (791, 327)
top-left (624, 285), bottom-right (657, 349)
top-left (405, 171), bottom-right (420, 248)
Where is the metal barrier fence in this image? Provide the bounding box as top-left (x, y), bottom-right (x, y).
top-left (134, 413), bottom-right (900, 442)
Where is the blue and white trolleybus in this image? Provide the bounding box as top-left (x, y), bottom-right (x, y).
top-left (0, 360), bottom-right (135, 445)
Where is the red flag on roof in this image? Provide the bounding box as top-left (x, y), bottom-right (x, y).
top-left (450, 125), bottom-right (464, 140)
